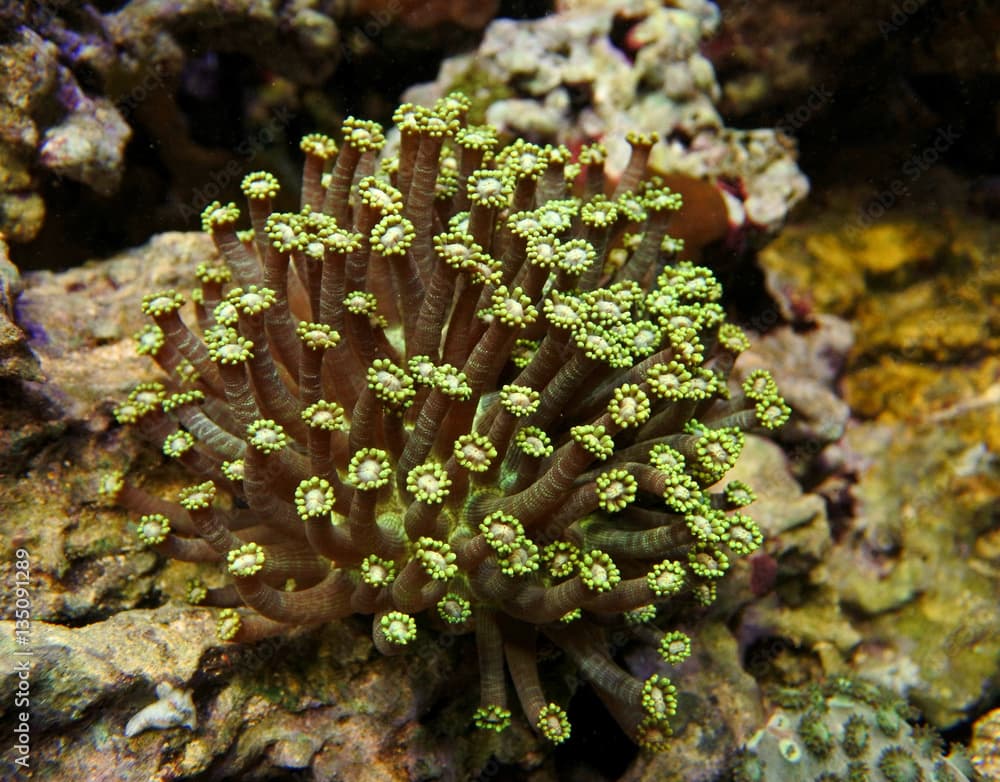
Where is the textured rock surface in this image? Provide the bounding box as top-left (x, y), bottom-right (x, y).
top-left (0, 236), bottom-right (40, 381)
top-left (821, 416), bottom-right (1000, 728)
top-left (712, 0), bottom-right (1000, 120)
top-left (0, 606), bottom-right (544, 781)
top-left (0, 26), bottom-right (129, 242)
top-left (404, 0), bottom-right (809, 236)
top-left (754, 180), bottom-right (1000, 732)
top-left (1, 233), bottom-right (210, 625)
top-left (348, 0), bottom-right (500, 30)
top-left (2, 0), bottom-right (501, 267)
top-left (972, 708), bottom-right (1000, 782)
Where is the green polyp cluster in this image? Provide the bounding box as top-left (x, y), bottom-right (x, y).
top-left (108, 92), bottom-right (791, 749)
top-left (735, 677), bottom-right (975, 782)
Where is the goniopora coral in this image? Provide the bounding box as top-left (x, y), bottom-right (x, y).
top-left (103, 91), bottom-right (789, 749)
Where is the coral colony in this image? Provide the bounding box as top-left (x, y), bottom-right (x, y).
top-left (103, 92), bottom-right (789, 749)
top-left (733, 677), bottom-right (974, 782)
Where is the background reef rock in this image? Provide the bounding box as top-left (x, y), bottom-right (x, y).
top-left (0, 25), bottom-right (130, 243)
top-left (756, 176), bottom-right (1000, 736)
top-left (1, 0), bottom-right (998, 780)
top-left (0, 237), bottom-right (39, 381)
top-left (404, 0), bottom-right (809, 237)
top-left (0, 0), bottom-right (497, 267)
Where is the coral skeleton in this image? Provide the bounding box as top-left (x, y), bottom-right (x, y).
top-left (124, 681), bottom-right (197, 737)
top-left (104, 92), bottom-right (789, 748)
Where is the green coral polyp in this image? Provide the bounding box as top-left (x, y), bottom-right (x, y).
top-left (453, 433), bottom-right (496, 472)
top-left (658, 630), bottom-right (692, 665)
top-left (497, 539), bottom-right (541, 576)
top-left (723, 480), bottom-right (756, 508)
top-left (595, 468), bottom-right (638, 513)
top-left (221, 460), bottom-right (244, 482)
top-left (137, 514), bottom-right (170, 546)
top-left (297, 322), bottom-right (341, 351)
top-left (878, 746), bottom-right (926, 782)
top-left (842, 714), bottom-right (870, 759)
top-left (499, 384), bottom-right (540, 416)
top-left (201, 201), bottom-right (240, 231)
top-left (756, 397), bottom-right (792, 429)
top-left (688, 545), bottom-right (730, 579)
top-left (216, 608), bottom-right (242, 641)
top-left (607, 384), bottom-right (651, 427)
top-left (431, 365), bottom-right (471, 400)
top-left (379, 611), bottom-right (417, 646)
top-left (415, 538), bottom-right (457, 580)
top-left (368, 359), bottom-right (415, 407)
top-left (241, 170), bottom-right (280, 200)
top-left (230, 285), bottom-right (276, 315)
top-left (186, 579), bottom-right (208, 605)
top-left (514, 426), bottom-right (552, 458)
top-left (370, 214), bottom-right (415, 255)
top-left (111, 93), bottom-right (791, 749)
top-left (480, 511), bottom-right (525, 554)
top-left (208, 331), bottom-right (253, 364)
top-left (473, 705), bottom-right (511, 733)
top-left (467, 169), bottom-right (512, 207)
top-left (579, 550), bottom-right (621, 593)
top-left (178, 481), bottom-right (215, 511)
top-left (571, 424), bottom-right (614, 459)
top-left (722, 513), bottom-right (763, 555)
top-left (800, 711), bottom-right (836, 758)
top-left (133, 324), bottom-right (166, 356)
top-left (542, 541), bottom-right (579, 579)
top-left (350, 449), bottom-right (392, 489)
top-left (648, 560), bottom-right (686, 597)
top-left (684, 503), bottom-right (725, 542)
top-left (141, 289), bottom-right (185, 317)
top-left (636, 716), bottom-right (674, 752)
top-left (295, 477), bottom-right (335, 520)
top-left (163, 431), bottom-right (194, 458)
top-left (437, 593), bottom-right (471, 625)
top-left (407, 463), bottom-right (451, 504)
top-left (641, 674), bottom-right (678, 720)
top-left (661, 469), bottom-right (703, 513)
top-left (361, 555), bottom-right (396, 587)
top-left (536, 703), bottom-right (572, 744)
top-left (247, 420), bottom-right (286, 453)
top-left (227, 543), bottom-right (265, 577)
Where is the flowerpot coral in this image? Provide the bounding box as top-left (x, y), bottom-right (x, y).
top-left (103, 91), bottom-right (788, 749)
